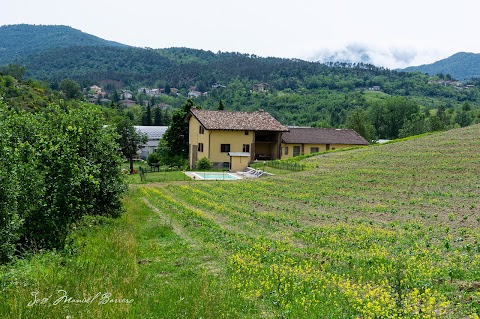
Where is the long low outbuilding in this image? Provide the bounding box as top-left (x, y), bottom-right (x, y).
top-left (281, 126), bottom-right (369, 158)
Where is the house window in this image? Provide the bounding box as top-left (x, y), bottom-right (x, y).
top-left (242, 144), bottom-right (250, 152)
top-left (284, 147), bottom-right (289, 155)
top-left (198, 143), bottom-right (204, 152)
top-left (244, 131), bottom-right (249, 135)
top-left (293, 146), bottom-right (301, 157)
top-left (199, 126), bottom-right (205, 134)
top-left (311, 147), bottom-right (319, 154)
top-left (221, 144), bottom-right (230, 152)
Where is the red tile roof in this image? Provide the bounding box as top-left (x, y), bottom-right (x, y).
top-left (282, 127), bottom-right (369, 145)
top-left (189, 108), bottom-right (288, 132)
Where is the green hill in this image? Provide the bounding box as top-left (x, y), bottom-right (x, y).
top-left (1, 24), bottom-right (480, 138)
top-left (1, 124), bottom-right (479, 318)
top-left (0, 24), bottom-right (127, 66)
top-left (402, 52), bottom-right (480, 80)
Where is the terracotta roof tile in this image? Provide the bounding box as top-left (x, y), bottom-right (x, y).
top-left (189, 108), bottom-right (288, 132)
top-left (282, 127), bottom-right (369, 145)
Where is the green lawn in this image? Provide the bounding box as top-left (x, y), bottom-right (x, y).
top-left (2, 124), bottom-right (480, 318)
top-left (127, 170), bottom-right (190, 184)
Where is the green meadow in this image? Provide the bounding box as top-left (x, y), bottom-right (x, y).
top-left (1, 124), bottom-right (479, 318)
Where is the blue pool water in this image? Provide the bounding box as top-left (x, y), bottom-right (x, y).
top-left (191, 172), bottom-right (240, 180)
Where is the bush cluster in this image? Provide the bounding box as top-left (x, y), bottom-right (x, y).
top-left (0, 102), bottom-right (127, 263)
top-left (195, 157), bottom-right (213, 171)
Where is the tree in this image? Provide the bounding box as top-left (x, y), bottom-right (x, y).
top-left (142, 104), bottom-right (152, 125)
top-left (454, 111), bottom-right (471, 127)
top-left (59, 78), bottom-right (83, 100)
top-left (462, 101), bottom-right (472, 112)
top-left (0, 63), bottom-right (26, 81)
top-left (425, 114), bottom-right (446, 132)
top-left (345, 108), bottom-right (376, 142)
top-left (383, 97), bottom-right (419, 139)
top-left (218, 100), bottom-right (225, 110)
top-left (116, 118), bottom-right (147, 174)
top-left (161, 99), bottom-right (195, 161)
top-left (398, 113), bottom-right (426, 138)
top-left (153, 107), bottom-right (163, 125)
top-left (436, 105), bottom-right (448, 125)
top-left (111, 90), bottom-right (120, 103)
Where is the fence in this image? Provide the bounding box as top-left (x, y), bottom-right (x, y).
top-left (265, 160), bottom-right (305, 171)
top-left (136, 165), bottom-right (186, 183)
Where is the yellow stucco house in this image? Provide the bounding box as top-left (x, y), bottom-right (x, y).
top-left (187, 108), bottom-right (288, 171)
top-left (281, 127), bottom-right (369, 159)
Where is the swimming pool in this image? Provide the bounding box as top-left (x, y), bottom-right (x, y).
top-left (188, 172), bottom-right (242, 180)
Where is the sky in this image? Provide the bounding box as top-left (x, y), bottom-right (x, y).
top-left (1, 0), bottom-right (479, 69)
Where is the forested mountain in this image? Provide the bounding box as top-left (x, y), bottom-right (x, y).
top-left (0, 24), bottom-right (127, 66)
top-left (1, 24), bottom-right (480, 140)
top-left (402, 52), bottom-right (480, 81)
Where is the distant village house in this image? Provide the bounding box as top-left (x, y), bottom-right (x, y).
top-left (252, 83), bottom-right (269, 93)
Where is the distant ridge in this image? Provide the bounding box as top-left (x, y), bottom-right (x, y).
top-left (401, 52), bottom-right (480, 81)
top-left (0, 24), bottom-right (128, 65)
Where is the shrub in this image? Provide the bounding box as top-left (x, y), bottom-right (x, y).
top-left (147, 152), bottom-right (161, 165)
top-left (195, 157), bottom-right (213, 171)
top-left (0, 102), bottom-right (127, 263)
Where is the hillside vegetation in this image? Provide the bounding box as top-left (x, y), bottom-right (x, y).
top-left (2, 125), bottom-right (479, 318)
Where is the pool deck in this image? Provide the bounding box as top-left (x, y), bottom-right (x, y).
top-left (184, 171), bottom-right (244, 180)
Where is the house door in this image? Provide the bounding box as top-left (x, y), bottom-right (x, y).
top-left (293, 146), bottom-right (301, 157)
top-left (191, 145), bottom-right (198, 168)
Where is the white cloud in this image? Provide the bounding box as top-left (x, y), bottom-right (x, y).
top-left (305, 43), bottom-right (448, 69)
top-left (0, 0), bottom-right (478, 68)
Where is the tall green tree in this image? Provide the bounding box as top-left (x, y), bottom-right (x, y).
top-left (367, 100), bottom-right (386, 137)
top-left (142, 104), bottom-right (152, 125)
top-left (436, 105), bottom-right (448, 125)
top-left (153, 107), bottom-right (164, 125)
top-left (383, 97), bottom-right (419, 139)
top-left (165, 84), bottom-right (171, 94)
top-left (111, 90), bottom-right (120, 103)
top-left (161, 99), bottom-right (195, 161)
top-left (218, 100), bottom-right (225, 110)
top-left (116, 118), bottom-right (147, 174)
top-left (345, 108), bottom-right (376, 142)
